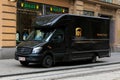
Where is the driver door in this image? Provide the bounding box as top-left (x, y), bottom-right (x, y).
top-left (50, 29), bottom-right (66, 62)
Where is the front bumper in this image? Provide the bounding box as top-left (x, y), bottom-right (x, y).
top-left (15, 53), bottom-right (44, 63)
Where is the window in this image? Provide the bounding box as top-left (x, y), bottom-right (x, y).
top-left (51, 29), bottom-right (64, 43)
top-left (100, 0), bottom-right (113, 3)
top-left (83, 10), bottom-right (94, 16)
top-left (27, 29), bottom-right (54, 41)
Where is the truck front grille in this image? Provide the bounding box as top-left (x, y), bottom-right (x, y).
top-left (17, 47), bottom-right (33, 55)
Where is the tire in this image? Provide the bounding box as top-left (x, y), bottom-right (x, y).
top-left (90, 55), bottom-right (97, 63)
top-left (42, 55), bottom-right (53, 68)
top-left (20, 61), bottom-right (29, 66)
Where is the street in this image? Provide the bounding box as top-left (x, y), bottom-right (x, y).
top-left (2, 62), bottom-right (120, 80)
top-left (0, 52), bottom-right (120, 80)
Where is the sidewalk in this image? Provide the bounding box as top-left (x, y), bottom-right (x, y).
top-left (0, 52), bottom-right (120, 77)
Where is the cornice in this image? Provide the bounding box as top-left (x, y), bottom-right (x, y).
top-left (80, 0), bottom-right (120, 9)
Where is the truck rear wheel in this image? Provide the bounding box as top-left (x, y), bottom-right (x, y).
top-left (20, 61), bottom-right (29, 66)
top-left (42, 55), bottom-right (53, 68)
top-left (90, 55), bottom-right (97, 63)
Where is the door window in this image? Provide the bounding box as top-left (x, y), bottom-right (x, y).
top-left (51, 29), bottom-right (64, 43)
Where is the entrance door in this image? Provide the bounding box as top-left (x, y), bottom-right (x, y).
top-left (16, 9), bottom-right (41, 44)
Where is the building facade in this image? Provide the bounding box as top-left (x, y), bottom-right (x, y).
top-left (0, 0), bottom-right (72, 59)
top-left (0, 0), bottom-right (120, 59)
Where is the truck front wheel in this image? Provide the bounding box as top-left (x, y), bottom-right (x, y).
top-left (42, 55), bottom-right (53, 68)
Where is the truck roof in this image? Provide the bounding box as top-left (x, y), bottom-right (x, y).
top-left (32, 14), bottom-right (110, 28)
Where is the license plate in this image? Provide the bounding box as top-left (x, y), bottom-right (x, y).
top-left (19, 57), bottom-right (26, 61)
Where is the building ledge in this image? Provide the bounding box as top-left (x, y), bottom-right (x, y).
top-left (81, 0), bottom-right (120, 9)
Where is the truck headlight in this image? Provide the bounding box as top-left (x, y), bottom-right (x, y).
top-left (32, 47), bottom-right (42, 54)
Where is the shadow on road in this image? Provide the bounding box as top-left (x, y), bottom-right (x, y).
top-left (19, 60), bottom-right (106, 68)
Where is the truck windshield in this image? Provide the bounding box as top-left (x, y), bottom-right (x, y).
top-left (26, 29), bottom-right (54, 42)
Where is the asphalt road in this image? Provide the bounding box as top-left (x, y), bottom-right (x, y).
top-left (0, 52), bottom-right (120, 78)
